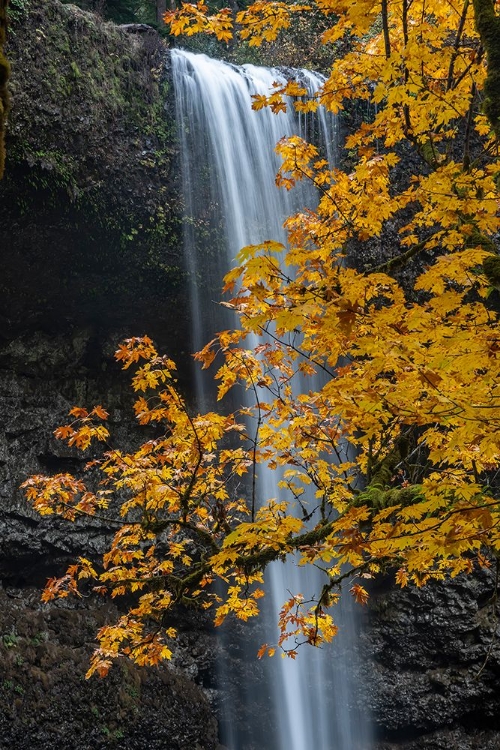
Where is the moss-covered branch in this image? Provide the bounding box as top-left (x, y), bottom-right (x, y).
top-left (0, 0), bottom-right (9, 178)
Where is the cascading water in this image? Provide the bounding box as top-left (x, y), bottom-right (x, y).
top-left (171, 48), bottom-right (372, 750)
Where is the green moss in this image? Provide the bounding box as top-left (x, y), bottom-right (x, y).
top-left (355, 484), bottom-right (424, 512)
top-left (69, 59), bottom-right (81, 79)
top-left (6, 0), bottom-right (30, 23)
top-left (0, 0), bottom-right (186, 337)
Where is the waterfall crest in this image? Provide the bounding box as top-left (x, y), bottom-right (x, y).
top-left (171, 48), bottom-right (372, 750)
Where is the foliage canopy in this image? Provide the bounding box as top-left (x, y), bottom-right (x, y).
top-left (23, 0), bottom-right (500, 676)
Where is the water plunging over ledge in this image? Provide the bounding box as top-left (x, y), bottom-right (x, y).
top-left (171, 48), bottom-right (372, 750)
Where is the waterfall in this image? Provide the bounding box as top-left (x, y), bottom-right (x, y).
top-left (171, 48), bottom-right (372, 750)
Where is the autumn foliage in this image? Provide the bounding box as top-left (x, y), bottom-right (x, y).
top-left (23, 0), bottom-right (500, 674)
top-left (0, 0), bottom-right (9, 179)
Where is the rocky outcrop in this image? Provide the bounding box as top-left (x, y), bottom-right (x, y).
top-left (363, 570), bottom-right (500, 749)
top-left (1, 0), bottom-right (187, 353)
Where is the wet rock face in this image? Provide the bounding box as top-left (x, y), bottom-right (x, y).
top-left (363, 570), bottom-right (500, 749)
top-left (0, 330), bottom-right (132, 582)
top-left (0, 329), bottom-right (221, 749)
top-left (0, 2), bottom-right (219, 745)
top-left (0, 0), bottom-right (187, 356)
top-left (0, 587), bottom-right (218, 750)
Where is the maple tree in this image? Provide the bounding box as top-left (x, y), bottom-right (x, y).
top-left (23, 0), bottom-right (500, 675)
top-left (0, 0), bottom-right (9, 179)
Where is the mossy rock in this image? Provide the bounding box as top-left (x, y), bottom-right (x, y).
top-left (0, 0), bottom-right (189, 363)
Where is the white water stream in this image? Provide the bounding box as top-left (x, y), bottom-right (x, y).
top-left (171, 48), bottom-right (372, 750)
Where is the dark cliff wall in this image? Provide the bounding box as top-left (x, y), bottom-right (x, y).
top-left (1, 3), bottom-right (500, 750)
top-left (0, 3), bottom-right (220, 748)
top-left (364, 571), bottom-right (500, 750)
top-left (0, 0), bottom-right (9, 178)
top-left (0, 0), bottom-right (194, 580)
